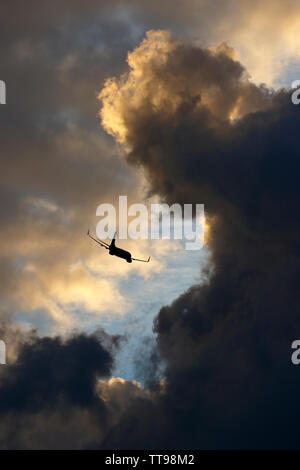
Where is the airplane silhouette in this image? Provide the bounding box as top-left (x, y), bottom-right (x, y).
top-left (87, 230), bottom-right (150, 263)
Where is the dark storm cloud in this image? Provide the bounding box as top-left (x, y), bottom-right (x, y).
top-left (0, 327), bottom-right (126, 449)
top-left (0, 331), bottom-right (116, 411)
top-left (0, 323), bottom-right (162, 450)
top-left (97, 33), bottom-right (300, 449)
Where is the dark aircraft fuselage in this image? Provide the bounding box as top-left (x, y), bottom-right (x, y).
top-left (109, 246), bottom-right (132, 263)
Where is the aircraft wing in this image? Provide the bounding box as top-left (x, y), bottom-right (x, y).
top-left (87, 230), bottom-right (110, 249)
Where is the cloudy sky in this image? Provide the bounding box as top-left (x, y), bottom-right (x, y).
top-left (1, 0), bottom-right (300, 449)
